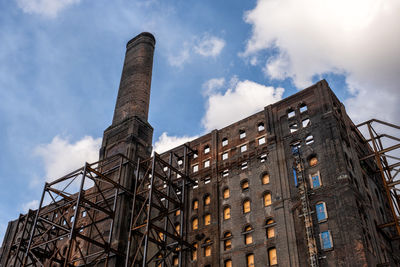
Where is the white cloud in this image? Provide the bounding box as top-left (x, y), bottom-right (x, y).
top-left (153, 132), bottom-right (198, 154)
top-left (243, 0), bottom-right (400, 123)
top-left (22, 200), bottom-right (39, 212)
top-left (16, 0), bottom-right (80, 18)
top-left (202, 79), bottom-right (284, 131)
top-left (167, 42), bottom-right (191, 67)
top-left (202, 77), bottom-right (225, 96)
top-left (34, 135), bottom-right (101, 182)
top-left (194, 34), bottom-right (226, 57)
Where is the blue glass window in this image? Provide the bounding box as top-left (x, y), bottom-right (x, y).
top-left (321, 231), bottom-right (333, 249)
top-left (316, 202), bottom-right (327, 221)
top-left (311, 173), bottom-right (321, 188)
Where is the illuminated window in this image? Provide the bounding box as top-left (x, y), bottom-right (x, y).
top-left (223, 206), bottom-right (231, 220)
top-left (204, 214), bottom-right (211, 226)
top-left (262, 173), bottom-right (270, 184)
top-left (191, 243), bottom-right (198, 261)
top-left (223, 188), bottom-right (230, 199)
top-left (320, 231), bottom-right (333, 249)
top-left (224, 259), bottom-right (232, 267)
top-left (244, 225), bottom-right (253, 244)
top-left (268, 247), bottom-right (278, 265)
top-left (204, 145), bottom-right (210, 154)
top-left (222, 138), bottom-right (228, 147)
top-left (223, 232), bottom-right (232, 250)
top-left (158, 231), bottom-right (164, 241)
top-left (258, 137), bottom-right (266, 145)
top-left (192, 164), bottom-right (199, 173)
top-left (173, 255), bottom-right (178, 266)
top-left (204, 194), bottom-right (211, 206)
top-left (222, 152), bottom-right (229, 160)
top-left (204, 159), bottom-right (210, 168)
top-left (264, 192), bottom-right (272, 207)
top-left (241, 180), bottom-right (249, 191)
top-left (258, 122), bottom-right (265, 131)
top-left (266, 219), bottom-right (275, 239)
top-left (310, 171), bottom-right (322, 188)
top-left (240, 130), bottom-right (246, 139)
top-left (309, 156), bottom-right (318, 167)
top-left (192, 217), bottom-right (198, 230)
top-left (240, 144), bottom-right (247, 153)
top-left (204, 238), bottom-right (212, 257)
top-left (243, 199), bottom-right (251, 213)
top-left (192, 199), bottom-right (198, 210)
top-left (316, 202), bottom-right (328, 222)
top-left (175, 224), bottom-right (180, 236)
top-left (246, 253), bottom-right (255, 267)
top-left (175, 209), bottom-right (180, 216)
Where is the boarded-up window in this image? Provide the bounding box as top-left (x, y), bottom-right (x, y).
top-left (320, 231), bottom-right (333, 249)
top-left (204, 214), bottom-right (211, 225)
top-left (241, 180), bottom-right (249, 191)
top-left (192, 218), bottom-right (198, 230)
top-left (193, 200), bottom-right (198, 210)
top-left (264, 193), bottom-right (272, 207)
top-left (243, 199), bottom-right (251, 213)
top-left (204, 195), bottom-right (211, 206)
top-left (191, 243), bottom-right (198, 261)
top-left (268, 247), bottom-right (278, 265)
top-left (204, 239), bottom-right (211, 257)
top-left (309, 156), bottom-right (318, 167)
top-left (266, 219), bottom-right (275, 239)
top-left (224, 207), bottom-right (231, 220)
top-left (310, 172), bottom-right (322, 188)
top-left (223, 188), bottom-right (230, 199)
top-left (262, 173), bottom-right (270, 184)
top-left (244, 225), bottom-right (253, 245)
top-left (247, 253), bottom-right (255, 267)
top-left (316, 202), bottom-right (328, 221)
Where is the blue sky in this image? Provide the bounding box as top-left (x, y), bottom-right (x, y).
top-left (0, 0), bottom-right (399, 241)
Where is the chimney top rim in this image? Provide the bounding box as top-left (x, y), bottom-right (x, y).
top-left (127, 32), bottom-right (156, 48)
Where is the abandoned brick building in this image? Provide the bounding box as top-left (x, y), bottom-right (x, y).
top-left (1, 32), bottom-right (400, 267)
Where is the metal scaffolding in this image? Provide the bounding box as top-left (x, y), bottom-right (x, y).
top-left (357, 119), bottom-right (400, 240)
top-left (3, 210), bottom-right (36, 266)
top-left (21, 153), bottom-right (136, 266)
top-left (292, 144), bottom-right (319, 267)
top-left (125, 144), bottom-right (195, 267)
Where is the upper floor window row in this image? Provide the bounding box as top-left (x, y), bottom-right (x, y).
top-left (288, 103), bottom-right (308, 119)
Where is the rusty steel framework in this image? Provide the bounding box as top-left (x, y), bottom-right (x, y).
top-left (3, 210), bottom-right (36, 266)
top-left (125, 145), bottom-right (195, 267)
top-left (357, 119), bottom-right (400, 240)
top-left (21, 153), bottom-right (137, 266)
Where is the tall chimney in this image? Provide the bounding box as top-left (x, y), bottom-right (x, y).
top-left (112, 32), bottom-right (155, 124)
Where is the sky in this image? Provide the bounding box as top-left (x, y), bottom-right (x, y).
top-left (0, 0), bottom-right (399, 242)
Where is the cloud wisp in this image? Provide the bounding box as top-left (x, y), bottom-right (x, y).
top-left (153, 132), bottom-right (198, 154)
top-left (16, 0), bottom-right (81, 18)
top-left (243, 0), bottom-right (400, 123)
top-left (34, 135), bottom-right (102, 182)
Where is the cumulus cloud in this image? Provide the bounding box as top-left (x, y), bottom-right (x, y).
top-left (16, 0), bottom-right (81, 18)
top-left (22, 200), bottom-right (39, 212)
top-left (153, 132), bottom-right (198, 154)
top-left (202, 77), bottom-right (225, 96)
top-left (194, 34), bottom-right (226, 57)
top-left (34, 135), bottom-right (102, 182)
top-left (243, 0), bottom-right (400, 123)
top-left (168, 34), bottom-right (225, 67)
top-left (202, 79), bottom-right (284, 131)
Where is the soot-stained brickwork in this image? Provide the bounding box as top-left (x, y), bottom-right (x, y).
top-left (1, 32), bottom-right (399, 267)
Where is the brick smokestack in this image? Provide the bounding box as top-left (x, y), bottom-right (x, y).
top-left (112, 32), bottom-right (155, 124)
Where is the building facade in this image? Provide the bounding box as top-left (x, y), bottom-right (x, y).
top-left (1, 32), bottom-right (399, 267)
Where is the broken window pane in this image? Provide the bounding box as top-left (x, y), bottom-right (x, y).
top-left (241, 144), bottom-right (247, 152)
top-left (305, 135), bottom-right (314, 145)
top-left (258, 122), bottom-right (265, 131)
top-left (288, 109), bottom-right (296, 118)
top-left (224, 206), bottom-right (231, 220)
top-left (300, 104), bottom-right (308, 113)
top-left (204, 145), bottom-right (210, 154)
top-left (222, 138), bottom-right (228, 146)
top-left (258, 137), bottom-right (266, 145)
top-left (192, 164), bottom-right (199, 173)
top-left (222, 152), bottom-right (228, 160)
top-left (302, 118), bottom-right (310, 127)
top-left (240, 130), bottom-right (246, 139)
top-left (204, 160), bottom-right (210, 168)
top-left (289, 123), bottom-right (298, 133)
